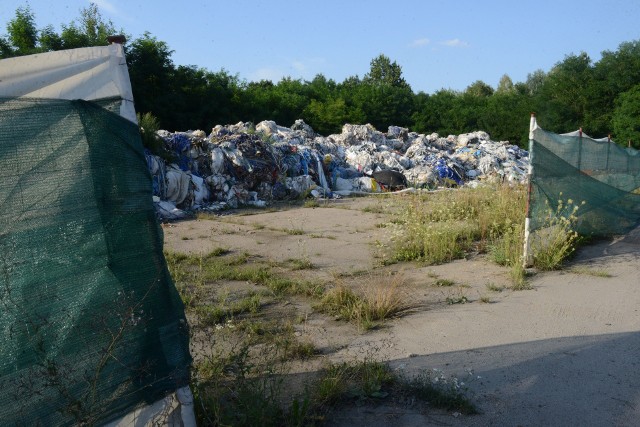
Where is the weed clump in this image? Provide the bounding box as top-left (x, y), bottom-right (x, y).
top-left (316, 276), bottom-right (415, 330)
top-left (531, 197), bottom-right (582, 270)
top-left (387, 185), bottom-right (525, 267)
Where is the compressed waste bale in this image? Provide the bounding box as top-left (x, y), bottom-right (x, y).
top-left (478, 155), bottom-right (500, 175)
top-left (334, 177), bottom-right (355, 192)
top-left (191, 175), bottom-right (210, 205)
top-left (210, 147), bottom-right (226, 174)
top-left (387, 125), bottom-right (409, 141)
top-left (145, 152), bottom-right (167, 198)
top-left (353, 177), bottom-right (381, 192)
top-left (211, 121), bottom-right (253, 137)
top-left (404, 165), bottom-right (436, 187)
top-left (376, 151), bottom-right (410, 170)
top-left (291, 119), bottom-right (316, 138)
top-left (284, 175), bottom-right (316, 197)
top-left (341, 123), bottom-right (386, 146)
top-left (255, 120), bottom-right (278, 136)
top-left (456, 131), bottom-right (490, 147)
top-left (156, 200), bottom-right (188, 220)
top-left (371, 170), bottom-right (408, 190)
top-left (165, 166), bottom-right (192, 205)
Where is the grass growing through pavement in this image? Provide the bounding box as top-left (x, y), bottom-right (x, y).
top-left (530, 198), bottom-right (581, 271)
top-left (384, 185), bottom-right (586, 288)
top-left (385, 185), bottom-right (533, 287)
top-left (191, 335), bottom-right (477, 427)
top-left (567, 267), bottom-right (612, 277)
top-left (167, 248), bottom-right (475, 426)
top-left (311, 359), bottom-right (478, 417)
top-left (169, 185), bottom-right (597, 425)
top-left (165, 249), bottom-right (324, 300)
top-left (387, 185), bottom-right (525, 263)
top-left (315, 275), bottom-right (417, 330)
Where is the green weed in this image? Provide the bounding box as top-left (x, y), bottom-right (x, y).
top-left (531, 197), bottom-right (582, 270)
top-left (387, 185), bottom-right (526, 267)
top-left (284, 228), bottom-right (305, 236)
top-left (485, 283), bottom-right (505, 292)
top-left (400, 368), bottom-right (478, 414)
top-left (433, 279), bottom-right (455, 287)
top-left (568, 266), bottom-right (612, 277)
top-left (446, 295), bottom-right (468, 305)
top-left (287, 257), bottom-right (315, 270)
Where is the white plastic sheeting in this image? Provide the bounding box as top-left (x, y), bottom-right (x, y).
top-left (0, 43), bottom-right (136, 123)
top-left (103, 386), bottom-right (196, 427)
top-left (0, 45), bottom-right (195, 427)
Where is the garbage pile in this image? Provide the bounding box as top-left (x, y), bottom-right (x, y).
top-left (145, 120), bottom-right (529, 220)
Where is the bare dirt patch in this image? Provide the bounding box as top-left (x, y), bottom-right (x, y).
top-left (164, 197), bottom-right (640, 426)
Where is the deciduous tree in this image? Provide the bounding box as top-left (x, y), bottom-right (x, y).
top-left (6, 6), bottom-right (37, 55)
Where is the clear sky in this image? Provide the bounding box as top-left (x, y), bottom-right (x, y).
top-left (2, 0), bottom-right (639, 94)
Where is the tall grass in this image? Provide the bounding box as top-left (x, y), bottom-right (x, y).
top-left (389, 185), bottom-right (526, 263)
top-left (530, 198), bottom-right (581, 270)
top-left (386, 185), bottom-right (587, 287)
top-left (387, 185), bottom-right (528, 284)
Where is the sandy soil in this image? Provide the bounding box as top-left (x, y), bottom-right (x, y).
top-left (163, 197), bottom-right (640, 427)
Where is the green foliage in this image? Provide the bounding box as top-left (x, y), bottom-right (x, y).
top-left (126, 33), bottom-right (176, 128)
top-left (531, 198), bottom-right (581, 270)
top-left (304, 97), bottom-right (351, 135)
top-left (78, 3), bottom-right (116, 46)
top-left (465, 80), bottom-right (494, 97)
top-left (612, 84), bottom-right (640, 148)
top-left (525, 69), bottom-right (547, 96)
top-left (536, 52), bottom-right (594, 133)
top-left (433, 279), bottom-right (455, 287)
top-left (6, 6), bottom-right (37, 55)
top-left (59, 4), bottom-right (116, 49)
top-left (192, 344), bottom-right (295, 427)
top-left (480, 92), bottom-right (532, 143)
top-left (496, 74), bottom-right (515, 94)
top-left (489, 221), bottom-right (527, 288)
top-left (0, 36), bottom-right (13, 58)
top-left (363, 54), bottom-right (411, 89)
top-left (387, 185), bottom-right (526, 266)
top-left (137, 112), bottom-right (174, 160)
top-left (446, 294), bottom-right (469, 305)
top-left (411, 89), bottom-right (458, 135)
top-left (2, 3), bottom-right (120, 56)
top-left (316, 359), bottom-right (395, 403)
top-left (38, 25), bottom-right (63, 51)
top-left (165, 249), bottom-right (325, 300)
top-left (6, 3), bottom-right (640, 144)
top-left (357, 82), bottom-right (415, 130)
top-left (169, 66), bottom-right (242, 131)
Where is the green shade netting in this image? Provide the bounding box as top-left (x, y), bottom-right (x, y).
top-left (0, 97), bottom-right (191, 426)
top-left (530, 126), bottom-right (640, 236)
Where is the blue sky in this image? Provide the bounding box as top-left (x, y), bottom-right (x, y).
top-left (2, 0), bottom-right (639, 93)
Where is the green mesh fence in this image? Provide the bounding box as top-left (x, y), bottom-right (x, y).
top-left (530, 126), bottom-right (640, 236)
top-left (0, 97), bottom-right (191, 426)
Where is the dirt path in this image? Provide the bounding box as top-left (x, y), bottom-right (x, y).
top-left (163, 198), bottom-right (640, 426)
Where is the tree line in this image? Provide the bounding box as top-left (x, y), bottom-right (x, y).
top-left (3, 4), bottom-right (640, 148)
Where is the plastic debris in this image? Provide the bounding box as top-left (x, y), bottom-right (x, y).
top-left (146, 120), bottom-right (529, 220)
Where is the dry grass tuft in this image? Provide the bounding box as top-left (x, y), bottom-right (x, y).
top-left (317, 274), bottom-right (417, 330)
